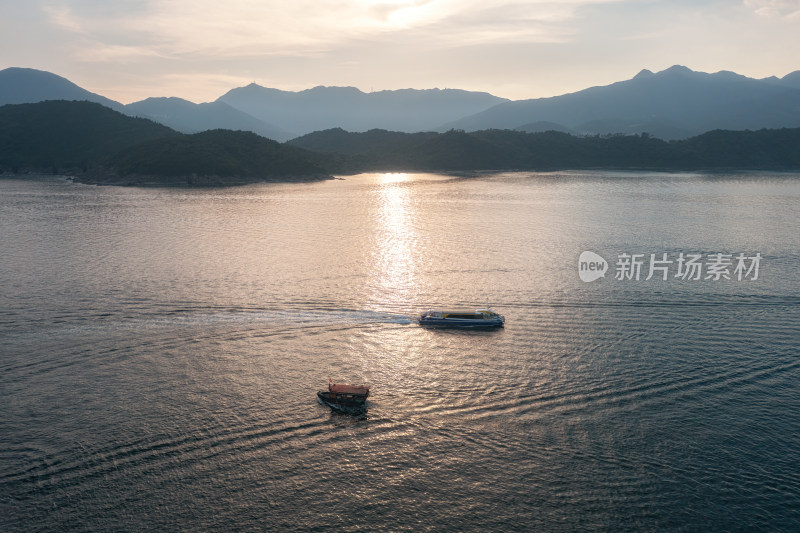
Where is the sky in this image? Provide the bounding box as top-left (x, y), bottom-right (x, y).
top-left (1, 0), bottom-right (799, 103)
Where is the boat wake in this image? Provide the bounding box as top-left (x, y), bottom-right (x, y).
top-left (0, 307), bottom-right (414, 365)
top-left (88, 307), bottom-right (416, 340)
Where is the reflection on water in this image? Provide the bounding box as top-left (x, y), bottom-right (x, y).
top-left (370, 173), bottom-right (419, 308)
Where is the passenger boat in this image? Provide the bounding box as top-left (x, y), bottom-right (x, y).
top-left (418, 308), bottom-right (505, 328)
top-left (317, 380), bottom-right (370, 413)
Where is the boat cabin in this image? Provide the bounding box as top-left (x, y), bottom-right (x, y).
top-left (422, 309), bottom-right (500, 319)
top-left (328, 383), bottom-right (370, 397)
top-left (318, 382), bottom-right (370, 412)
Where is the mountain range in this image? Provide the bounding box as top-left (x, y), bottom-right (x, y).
top-left (2, 100), bottom-right (799, 187)
top-left (2, 65), bottom-right (800, 141)
top-left (216, 84), bottom-right (507, 139)
top-left (446, 65), bottom-right (800, 139)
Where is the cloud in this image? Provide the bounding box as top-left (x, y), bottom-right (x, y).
top-left (744, 0), bottom-right (800, 17)
top-left (42, 4), bottom-right (86, 33)
top-left (39, 0), bottom-right (623, 61)
top-left (41, 1), bottom-right (162, 62)
top-left (20, 0), bottom-right (798, 103)
top-left (75, 44), bottom-right (165, 63)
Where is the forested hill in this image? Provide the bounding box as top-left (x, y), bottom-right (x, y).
top-left (0, 100), bottom-right (175, 170)
top-left (289, 127), bottom-right (800, 172)
top-left (0, 101), bottom-right (336, 185)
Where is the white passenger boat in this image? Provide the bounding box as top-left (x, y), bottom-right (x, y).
top-left (418, 308), bottom-right (505, 328)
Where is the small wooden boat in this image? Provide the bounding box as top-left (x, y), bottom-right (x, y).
top-left (317, 380), bottom-right (370, 413)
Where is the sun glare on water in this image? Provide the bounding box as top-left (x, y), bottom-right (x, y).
top-left (377, 172), bottom-right (412, 184)
top-left (369, 173), bottom-right (419, 307)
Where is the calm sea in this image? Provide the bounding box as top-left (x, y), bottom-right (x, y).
top-left (1, 172), bottom-right (799, 531)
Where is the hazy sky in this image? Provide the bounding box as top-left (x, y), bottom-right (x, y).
top-left (1, 0), bottom-right (798, 103)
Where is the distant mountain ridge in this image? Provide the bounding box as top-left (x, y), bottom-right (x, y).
top-left (216, 84), bottom-right (509, 139)
top-left (446, 65), bottom-right (800, 139)
top-left (2, 65), bottom-right (800, 141)
top-left (0, 67), bottom-right (123, 111)
top-left (0, 68), bottom-right (506, 141)
top-left (124, 97), bottom-right (292, 140)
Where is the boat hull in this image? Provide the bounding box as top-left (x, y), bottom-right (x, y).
top-left (317, 391), bottom-right (367, 413)
top-left (418, 317), bottom-right (504, 328)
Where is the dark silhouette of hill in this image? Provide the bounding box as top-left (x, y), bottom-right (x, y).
top-left (0, 100), bottom-right (175, 173)
top-left (217, 84), bottom-right (508, 138)
top-left (109, 129), bottom-right (333, 186)
top-left (289, 127), bottom-right (800, 171)
top-left (515, 121), bottom-right (576, 135)
top-left (0, 101), bottom-right (334, 185)
top-left (283, 128), bottom-right (434, 156)
top-left (124, 97), bottom-right (291, 141)
top-left (444, 65), bottom-right (800, 139)
top-left (0, 67), bottom-right (123, 111)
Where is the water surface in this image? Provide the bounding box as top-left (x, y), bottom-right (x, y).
top-left (1, 172), bottom-right (799, 531)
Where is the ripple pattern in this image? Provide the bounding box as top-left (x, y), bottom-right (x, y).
top-left (2, 173), bottom-right (799, 531)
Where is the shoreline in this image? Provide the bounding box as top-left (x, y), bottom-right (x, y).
top-left (2, 168), bottom-right (798, 189)
top-left (1, 171), bottom-right (335, 188)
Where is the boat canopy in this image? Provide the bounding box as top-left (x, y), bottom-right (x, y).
top-left (424, 309), bottom-right (499, 317)
top-left (329, 384), bottom-right (370, 395)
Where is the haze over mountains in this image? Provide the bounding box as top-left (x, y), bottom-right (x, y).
top-left (124, 97), bottom-right (291, 141)
top-left (216, 84), bottom-right (507, 139)
top-left (1, 65), bottom-right (800, 141)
